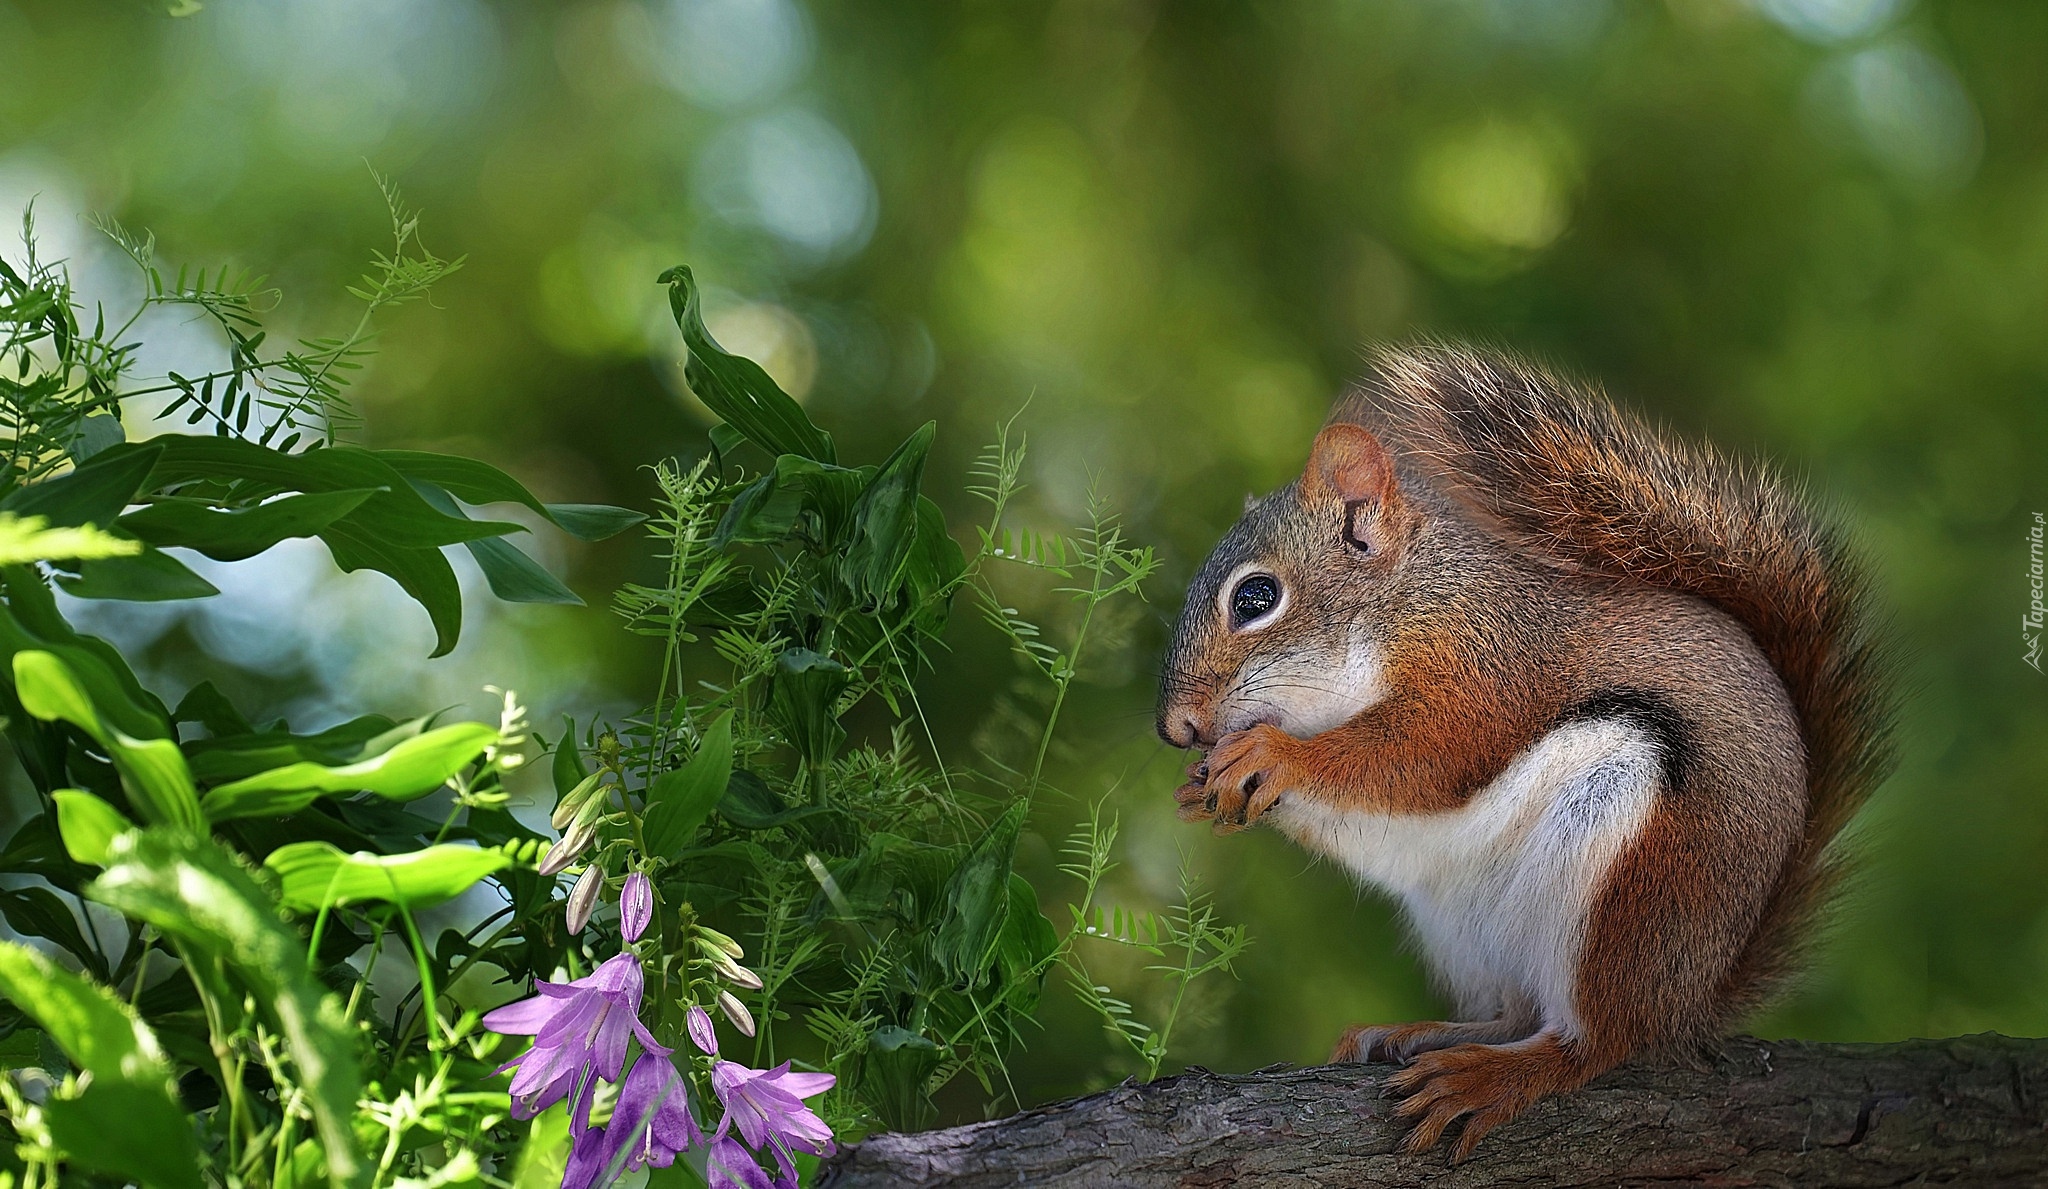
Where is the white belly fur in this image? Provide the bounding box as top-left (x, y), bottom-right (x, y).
top-left (1266, 717), bottom-right (1663, 1036)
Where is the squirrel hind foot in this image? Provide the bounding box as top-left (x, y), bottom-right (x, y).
top-left (1332, 1017), bottom-right (1535, 1065)
top-left (1384, 1031), bottom-right (1605, 1160)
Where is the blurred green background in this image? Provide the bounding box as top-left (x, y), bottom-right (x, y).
top-left (3, 0), bottom-right (2044, 1111)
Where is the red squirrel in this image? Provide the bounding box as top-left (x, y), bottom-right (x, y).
top-left (1157, 346), bottom-right (1891, 1158)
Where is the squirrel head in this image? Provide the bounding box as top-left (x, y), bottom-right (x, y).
top-left (1157, 423), bottom-right (1417, 749)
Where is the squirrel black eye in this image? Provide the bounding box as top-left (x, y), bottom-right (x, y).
top-left (1229, 574), bottom-right (1281, 627)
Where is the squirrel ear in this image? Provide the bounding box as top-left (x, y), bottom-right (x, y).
top-left (1243, 491), bottom-right (1260, 513)
top-left (1304, 424), bottom-right (1396, 506)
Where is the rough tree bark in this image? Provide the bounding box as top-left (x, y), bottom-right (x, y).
top-left (818, 1035), bottom-right (2048, 1187)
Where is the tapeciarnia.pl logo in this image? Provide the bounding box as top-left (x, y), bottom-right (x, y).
top-left (2026, 511), bottom-right (2044, 673)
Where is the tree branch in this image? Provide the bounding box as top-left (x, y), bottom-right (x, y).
top-left (819, 1035), bottom-right (2048, 1187)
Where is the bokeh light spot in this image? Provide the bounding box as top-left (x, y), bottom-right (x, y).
top-left (1844, 41), bottom-right (1982, 190)
top-left (696, 107), bottom-right (878, 262)
top-left (704, 300), bottom-right (818, 402)
top-left (1752, 0), bottom-right (1907, 44)
top-left (644, 0), bottom-right (813, 110)
top-left (1410, 120), bottom-right (1577, 268)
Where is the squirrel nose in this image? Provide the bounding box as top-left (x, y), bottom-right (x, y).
top-left (1158, 712), bottom-right (1203, 749)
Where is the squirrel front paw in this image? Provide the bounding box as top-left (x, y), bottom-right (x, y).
top-left (1189, 724), bottom-right (1298, 835)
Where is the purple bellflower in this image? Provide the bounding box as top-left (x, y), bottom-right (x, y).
top-left (711, 1060), bottom-right (836, 1186)
top-left (481, 952), bottom-right (669, 1120)
top-left (705, 1136), bottom-right (775, 1189)
top-left (562, 1052), bottom-right (704, 1189)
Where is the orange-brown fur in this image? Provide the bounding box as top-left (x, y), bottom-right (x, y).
top-left (1158, 345), bottom-right (1892, 1157)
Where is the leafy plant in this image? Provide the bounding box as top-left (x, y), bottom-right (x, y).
top-left (0, 196), bottom-right (640, 1189)
top-left (0, 196), bottom-right (1245, 1189)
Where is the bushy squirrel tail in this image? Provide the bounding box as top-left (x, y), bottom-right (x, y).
top-left (1354, 344), bottom-right (1894, 1015)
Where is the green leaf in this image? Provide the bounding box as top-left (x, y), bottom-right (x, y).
top-left (318, 516), bottom-right (465, 657)
top-left (0, 513), bottom-right (142, 565)
top-left (265, 841), bottom-right (512, 911)
top-left (89, 830), bottom-right (362, 1189)
top-left (0, 939), bottom-right (199, 1189)
top-left (200, 720), bottom-right (497, 821)
top-left (712, 454), bottom-right (869, 550)
top-left (718, 769), bottom-right (832, 831)
top-left (55, 544), bottom-right (221, 601)
top-left (409, 480), bottom-right (582, 606)
top-left (0, 886), bottom-right (109, 980)
top-left (54, 789), bottom-right (135, 867)
top-left (47, 1080), bottom-right (206, 1189)
top-left (374, 451), bottom-right (645, 541)
top-left (842, 422), bottom-right (934, 603)
top-left (552, 718), bottom-right (588, 798)
top-left (119, 488), bottom-right (377, 560)
top-left (542, 503), bottom-right (646, 541)
top-left (644, 712), bottom-right (734, 858)
top-left (994, 872), bottom-right (1058, 1012)
top-left (933, 800), bottom-right (1028, 987)
top-left (12, 651), bottom-right (203, 831)
top-left (0, 442), bottom-right (163, 528)
top-left (767, 650), bottom-right (850, 772)
top-left (0, 940), bottom-right (167, 1077)
top-left (0, 567), bottom-right (171, 741)
top-left (463, 535), bottom-right (582, 604)
top-left (659, 265), bottom-right (835, 463)
top-left (96, 436), bottom-right (521, 549)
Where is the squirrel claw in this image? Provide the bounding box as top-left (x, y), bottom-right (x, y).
top-left (1201, 724), bottom-right (1296, 832)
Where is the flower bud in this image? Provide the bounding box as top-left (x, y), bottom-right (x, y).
top-left (717, 990), bottom-right (755, 1038)
top-left (565, 864), bottom-right (602, 934)
top-left (694, 928), bottom-right (745, 960)
top-left (711, 950), bottom-right (764, 991)
top-left (620, 872), bottom-right (654, 943)
top-left (550, 772), bottom-right (605, 831)
top-left (686, 1004), bottom-right (719, 1056)
top-left (538, 820), bottom-right (595, 877)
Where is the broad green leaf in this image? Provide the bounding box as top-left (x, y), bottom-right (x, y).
top-left (540, 503), bottom-right (646, 541)
top-left (47, 1080), bottom-right (206, 1189)
top-left (54, 789), bottom-right (132, 866)
top-left (643, 712), bottom-right (734, 858)
top-left (994, 872), bottom-right (1058, 1013)
top-left (767, 650), bottom-right (849, 771)
top-left (0, 940), bottom-right (166, 1077)
top-left (201, 720), bottom-right (497, 821)
top-left (95, 436), bottom-right (520, 549)
top-left (0, 886), bottom-right (108, 980)
top-left (410, 480), bottom-right (581, 606)
top-left (374, 451), bottom-right (645, 541)
top-left (0, 567), bottom-right (170, 740)
top-left (842, 422), bottom-right (934, 603)
top-left (265, 841), bottom-right (512, 911)
top-left (462, 535), bottom-right (582, 604)
top-left (904, 495), bottom-right (966, 634)
top-left (713, 454), bottom-right (869, 549)
top-left (933, 800), bottom-right (1028, 986)
top-left (185, 712), bottom-right (408, 784)
top-left (89, 830), bottom-right (361, 1189)
top-left (718, 769), bottom-right (831, 831)
top-left (0, 513), bottom-right (141, 565)
top-left (317, 516), bottom-right (464, 657)
top-left (660, 265), bottom-right (835, 463)
top-left (0, 939), bottom-right (199, 1189)
top-left (12, 651), bottom-right (203, 830)
top-left (119, 488), bottom-right (377, 560)
top-left (0, 442), bottom-right (162, 528)
top-left (56, 544), bottom-right (221, 601)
